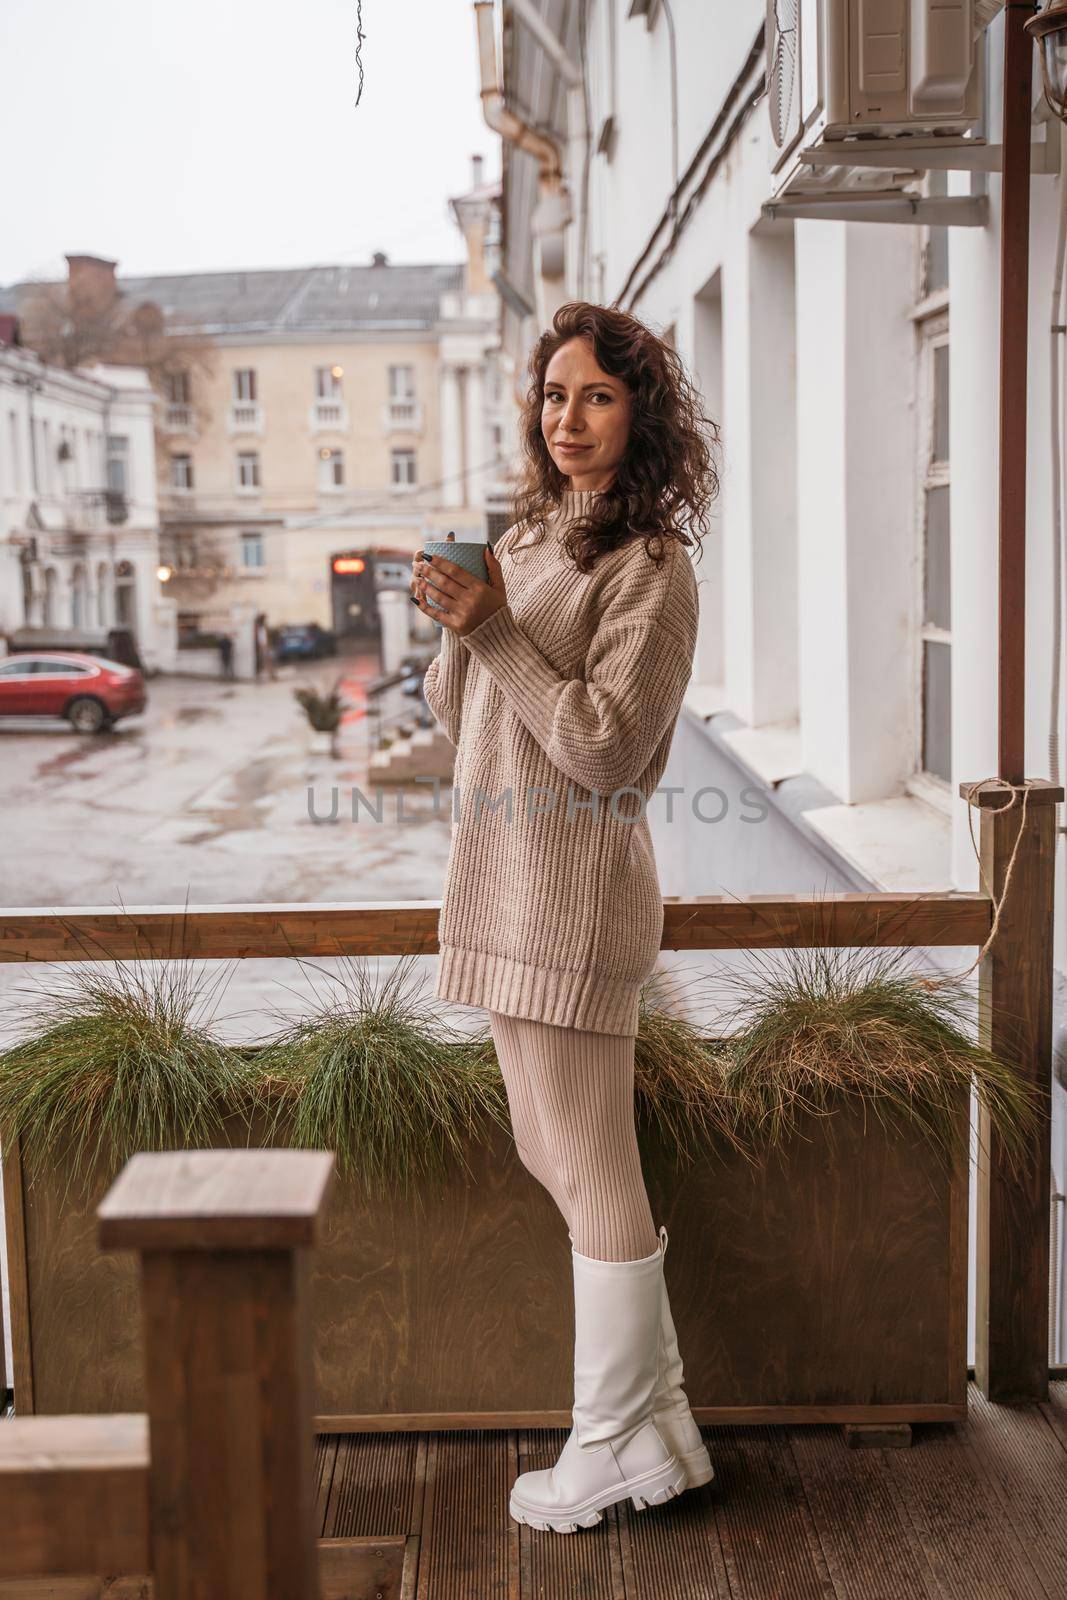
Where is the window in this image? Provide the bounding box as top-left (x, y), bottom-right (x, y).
top-left (236, 451), bottom-right (261, 490)
top-left (8, 412), bottom-right (20, 490)
top-left (386, 365), bottom-right (419, 426)
top-left (165, 371), bottom-right (191, 405)
top-left (240, 530), bottom-right (265, 568)
top-left (170, 454), bottom-right (194, 491)
top-left (315, 365), bottom-right (344, 400)
top-left (233, 369), bottom-right (257, 403)
top-left (917, 315), bottom-right (951, 785)
top-left (38, 660), bottom-right (92, 679)
top-left (388, 364), bottom-right (416, 403)
top-left (106, 434), bottom-right (129, 495)
top-left (391, 448), bottom-right (417, 488)
top-left (164, 371), bottom-right (195, 429)
top-left (317, 446), bottom-right (345, 490)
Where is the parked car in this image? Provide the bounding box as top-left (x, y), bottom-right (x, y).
top-left (274, 623), bottom-right (337, 661)
top-left (0, 652), bottom-right (147, 733)
top-left (6, 625), bottom-right (145, 672)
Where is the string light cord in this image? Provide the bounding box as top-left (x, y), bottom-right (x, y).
top-left (355, 0), bottom-right (365, 107)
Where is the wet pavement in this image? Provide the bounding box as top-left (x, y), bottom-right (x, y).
top-left (0, 655), bottom-right (464, 1043)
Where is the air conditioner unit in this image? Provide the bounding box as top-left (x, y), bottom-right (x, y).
top-left (766, 0), bottom-right (985, 202)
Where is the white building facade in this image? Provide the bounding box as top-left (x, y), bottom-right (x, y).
top-left (0, 343), bottom-right (169, 669)
top-left (484, 0), bottom-right (1067, 1365)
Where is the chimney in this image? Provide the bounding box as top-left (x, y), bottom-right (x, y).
top-left (371, 250), bottom-right (389, 267)
top-left (472, 153), bottom-right (484, 188)
top-left (66, 254), bottom-right (118, 317)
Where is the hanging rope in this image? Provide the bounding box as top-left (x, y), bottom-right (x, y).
top-left (914, 776), bottom-right (1048, 991)
top-left (355, 0), bottom-right (366, 107)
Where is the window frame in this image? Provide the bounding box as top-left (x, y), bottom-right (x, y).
top-left (913, 304), bottom-right (952, 797)
top-left (317, 446), bottom-right (345, 492)
top-left (169, 453), bottom-right (195, 492)
top-left (240, 530), bottom-right (265, 569)
top-left (236, 450), bottom-right (262, 492)
top-left (165, 371), bottom-right (191, 406)
top-left (232, 369), bottom-right (258, 404)
top-left (106, 434), bottom-right (129, 496)
top-left (388, 364), bottom-right (416, 403)
top-left (390, 447), bottom-right (417, 489)
top-left (315, 365), bottom-right (344, 401)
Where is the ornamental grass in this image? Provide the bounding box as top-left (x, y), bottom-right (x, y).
top-left (0, 960), bottom-right (240, 1190)
top-left (249, 954), bottom-right (511, 1200)
top-left (0, 943), bottom-right (1043, 1193)
top-left (640, 943), bottom-right (1042, 1179)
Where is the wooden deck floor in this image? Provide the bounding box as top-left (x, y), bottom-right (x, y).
top-left (316, 1380), bottom-right (1067, 1600)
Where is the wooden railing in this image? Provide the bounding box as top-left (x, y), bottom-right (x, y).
top-left (0, 776), bottom-right (1058, 1412)
top-left (0, 1148), bottom-right (407, 1598)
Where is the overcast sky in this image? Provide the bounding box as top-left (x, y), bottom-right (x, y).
top-left (0, 0), bottom-right (499, 286)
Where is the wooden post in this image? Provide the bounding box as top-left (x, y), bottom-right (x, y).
top-left (0, 1414), bottom-right (149, 1579)
top-left (97, 1148), bottom-right (335, 1600)
top-left (997, 1), bottom-right (1034, 783)
top-left (960, 778), bottom-right (1061, 1401)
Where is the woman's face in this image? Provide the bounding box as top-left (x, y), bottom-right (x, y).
top-left (541, 336), bottom-right (633, 492)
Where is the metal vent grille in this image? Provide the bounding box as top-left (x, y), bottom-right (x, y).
top-left (767, 0), bottom-right (800, 149)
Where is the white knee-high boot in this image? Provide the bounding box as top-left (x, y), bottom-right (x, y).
top-left (563, 1226), bottom-right (714, 1493)
top-left (652, 1227), bottom-right (715, 1489)
top-left (508, 1232), bottom-right (687, 1533)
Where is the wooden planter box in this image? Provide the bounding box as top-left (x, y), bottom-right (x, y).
top-left (3, 1091), bottom-right (968, 1429)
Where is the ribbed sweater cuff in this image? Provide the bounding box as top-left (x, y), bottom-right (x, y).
top-left (461, 601), bottom-right (564, 723)
top-left (423, 624), bottom-right (469, 745)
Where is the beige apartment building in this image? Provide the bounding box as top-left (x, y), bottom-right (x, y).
top-left (1, 157), bottom-right (515, 659)
top-left (153, 157), bottom-right (512, 647)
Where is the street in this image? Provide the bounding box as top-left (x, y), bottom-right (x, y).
top-left (0, 657), bottom-right (459, 1043)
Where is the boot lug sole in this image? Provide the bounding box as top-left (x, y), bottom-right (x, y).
top-left (509, 1459), bottom-right (687, 1534)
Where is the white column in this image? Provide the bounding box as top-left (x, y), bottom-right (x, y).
top-left (439, 364), bottom-right (464, 510)
top-left (720, 224), bottom-right (798, 728)
top-left (0, 546), bottom-right (25, 636)
top-left (795, 218), bottom-right (916, 804)
top-left (378, 588), bottom-right (411, 675)
top-left (464, 362), bottom-right (485, 510)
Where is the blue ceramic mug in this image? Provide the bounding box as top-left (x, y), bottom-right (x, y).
top-left (421, 538), bottom-right (490, 630)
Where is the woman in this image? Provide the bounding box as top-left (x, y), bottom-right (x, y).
top-left (410, 301), bottom-right (720, 1534)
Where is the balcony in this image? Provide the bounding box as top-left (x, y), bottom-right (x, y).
top-left (68, 487), bottom-right (128, 527)
top-left (227, 402), bottom-right (264, 436)
top-left (164, 403), bottom-right (197, 434)
top-left (309, 399), bottom-right (349, 433)
top-left (382, 399), bottom-right (422, 433)
top-left (0, 778), bottom-right (1062, 1594)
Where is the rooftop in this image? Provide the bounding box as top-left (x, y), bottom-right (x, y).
top-left (0, 259), bottom-right (468, 338)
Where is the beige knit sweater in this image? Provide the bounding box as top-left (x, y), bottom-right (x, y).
top-left (422, 487), bottom-right (700, 1037)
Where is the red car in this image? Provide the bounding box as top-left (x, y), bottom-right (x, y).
top-left (0, 652), bottom-right (147, 733)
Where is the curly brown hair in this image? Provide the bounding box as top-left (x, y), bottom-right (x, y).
top-left (510, 301), bottom-right (721, 573)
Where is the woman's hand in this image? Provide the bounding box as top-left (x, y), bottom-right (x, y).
top-left (410, 531), bottom-right (508, 638)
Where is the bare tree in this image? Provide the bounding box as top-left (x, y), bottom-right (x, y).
top-left (17, 277), bottom-right (218, 446)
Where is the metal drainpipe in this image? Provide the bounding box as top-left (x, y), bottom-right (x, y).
top-left (473, 0), bottom-right (564, 195)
